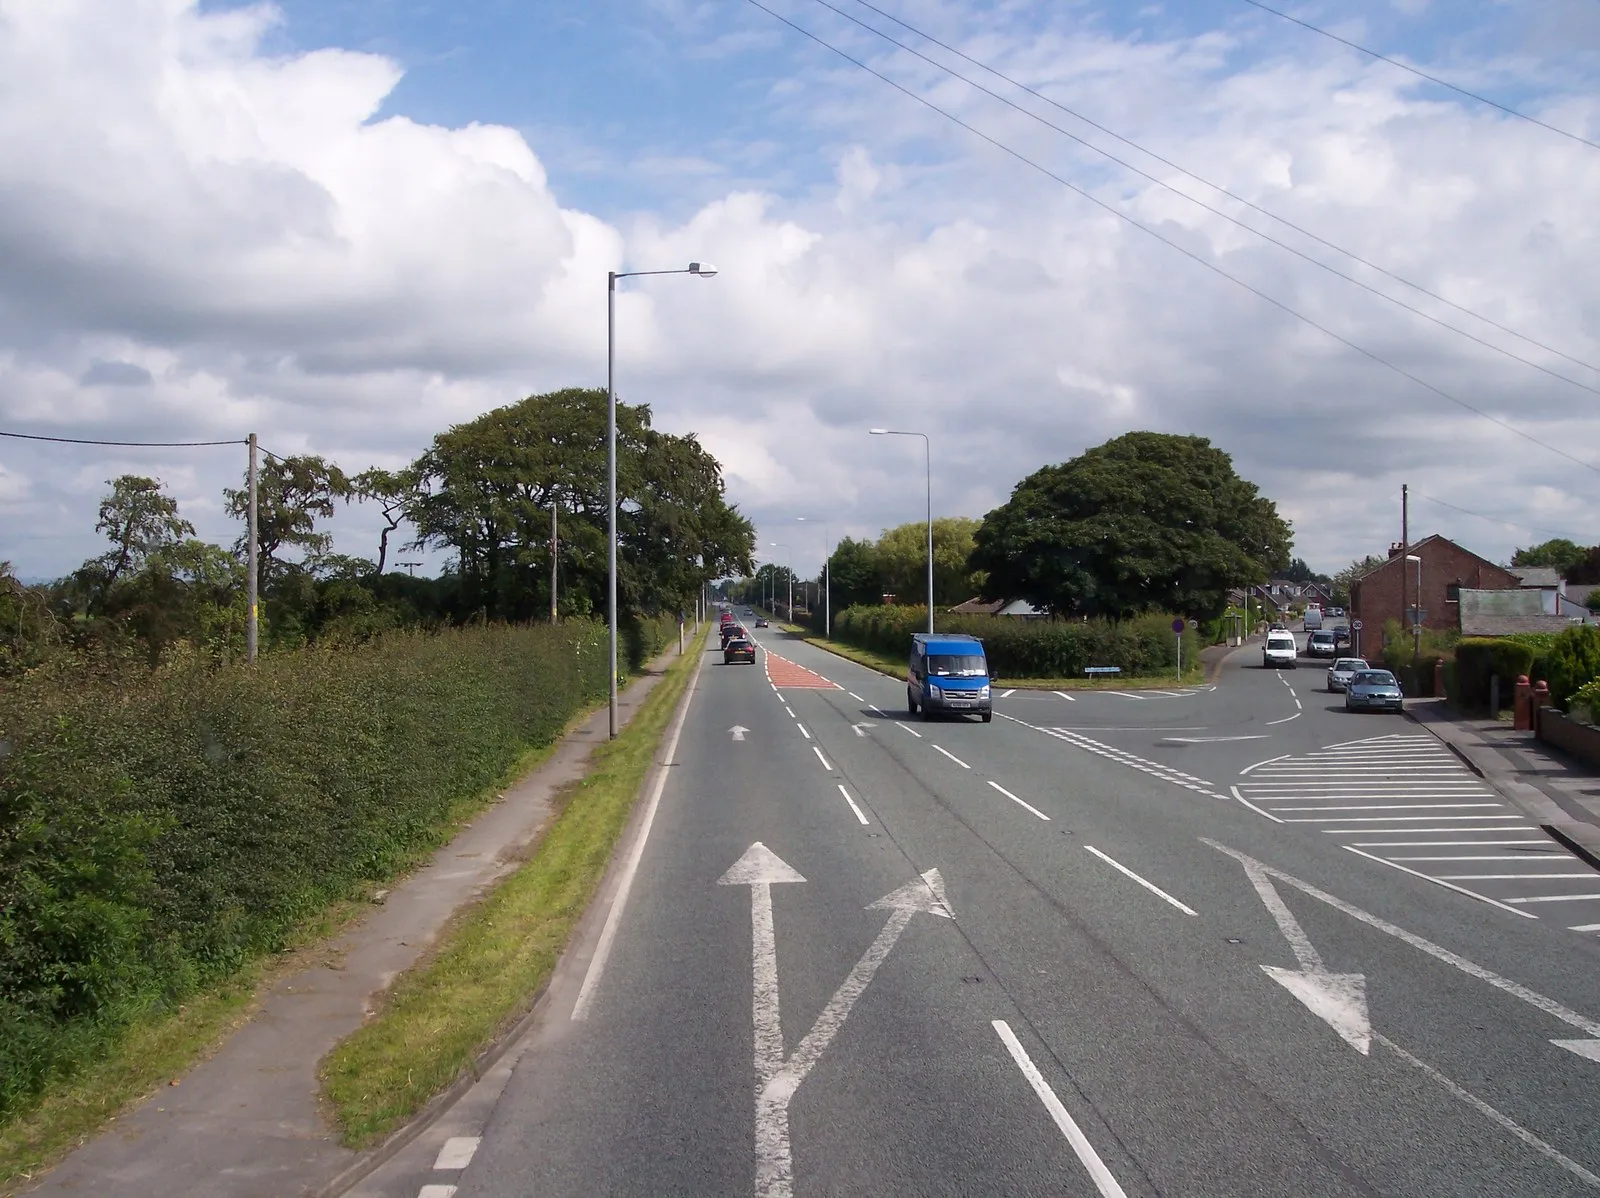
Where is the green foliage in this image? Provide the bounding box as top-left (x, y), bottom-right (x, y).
top-left (1379, 621), bottom-right (1460, 698)
top-left (829, 604), bottom-right (1199, 678)
top-left (1511, 538), bottom-right (1590, 579)
top-left (1571, 678), bottom-right (1600, 724)
top-left (824, 537), bottom-right (881, 611)
top-left (1453, 636), bottom-right (1544, 711)
top-left (1281, 558), bottom-right (1330, 585)
top-left (84, 476), bottom-right (196, 602)
top-left (224, 454), bottom-right (351, 587)
top-left (0, 618), bottom-right (674, 1123)
top-left (970, 431), bottom-right (1290, 618)
top-left (1543, 624), bottom-right (1600, 711)
top-left (874, 518), bottom-right (984, 607)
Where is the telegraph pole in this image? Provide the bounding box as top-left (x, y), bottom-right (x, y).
top-left (246, 432), bottom-right (259, 664)
top-left (550, 501), bottom-right (559, 623)
top-left (1401, 482), bottom-right (1410, 644)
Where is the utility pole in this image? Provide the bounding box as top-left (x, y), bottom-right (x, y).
top-left (246, 432), bottom-right (258, 664)
top-left (550, 501), bottom-right (559, 623)
top-left (1401, 482), bottom-right (1410, 648)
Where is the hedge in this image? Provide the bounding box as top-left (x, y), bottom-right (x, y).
top-left (828, 605), bottom-right (1200, 678)
top-left (0, 614), bottom-right (672, 1122)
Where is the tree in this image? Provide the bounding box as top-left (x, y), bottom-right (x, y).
top-left (350, 467), bottom-right (420, 573)
top-left (875, 517), bottom-right (984, 608)
top-left (1511, 538), bottom-right (1589, 579)
top-left (87, 475), bottom-right (195, 600)
top-left (224, 455), bottom-right (351, 586)
top-left (825, 537), bottom-right (882, 610)
top-left (970, 432), bottom-right (1291, 618)
top-left (1281, 557), bottom-right (1329, 585)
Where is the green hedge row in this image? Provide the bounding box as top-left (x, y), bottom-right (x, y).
top-left (1447, 627), bottom-right (1600, 713)
top-left (0, 615), bottom-right (672, 1122)
top-left (829, 605), bottom-right (1199, 678)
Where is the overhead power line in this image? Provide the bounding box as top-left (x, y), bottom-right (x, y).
top-left (1239, 0), bottom-right (1600, 153)
top-left (829, 0), bottom-right (1600, 383)
top-left (745, 0), bottom-right (1600, 477)
top-left (1415, 492), bottom-right (1580, 542)
top-left (0, 430), bottom-right (243, 447)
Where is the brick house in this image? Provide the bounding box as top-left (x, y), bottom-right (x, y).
top-left (1349, 535), bottom-right (1519, 648)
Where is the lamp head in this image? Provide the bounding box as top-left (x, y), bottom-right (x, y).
top-left (688, 262), bottom-right (718, 278)
top-left (868, 428), bottom-right (888, 435)
top-left (1405, 554), bottom-right (1421, 562)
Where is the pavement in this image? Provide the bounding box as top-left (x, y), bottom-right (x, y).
top-left (344, 619), bottom-right (1600, 1198)
top-left (20, 642), bottom-right (690, 1198)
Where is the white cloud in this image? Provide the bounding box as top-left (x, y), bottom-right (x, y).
top-left (0, 0), bottom-right (1597, 584)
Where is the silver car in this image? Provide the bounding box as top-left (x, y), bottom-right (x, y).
top-left (1326, 657), bottom-right (1369, 693)
top-left (1346, 669), bottom-right (1404, 713)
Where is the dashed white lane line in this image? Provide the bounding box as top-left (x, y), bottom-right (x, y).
top-left (1571, 922), bottom-right (1600, 932)
top-left (418, 1186), bottom-right (458, 1198)
top-left (838, 784), bottom-right (870, 825)
top-left (992, 1021), bottom-right (1130, 1198)
top-left (784, 705), bottom-right (796, 718)
top-left (899, 723), bottom-right (923, 738)
top-left (847, 691), bottom-right (864, 701)
top-left (987, 780), bottom-right (1051, 821)
top-left (797, 723), bottom-right (812, 740)
top-left (1001, 688), bottom-right (1017, 698)
top-left (1083, 846), bottom-right (1197, 915)
top-left (1052, 690), bottom-right (1076, 701)
top-left (433, 1137), bottom-right (481, 1170)
top-left (813, 745), bottom-right (833, 770)
top-left (932, 744), bottom-right (971, 769)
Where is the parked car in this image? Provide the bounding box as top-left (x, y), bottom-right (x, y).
top-left (1262, 630), bottom-right (1298, 669)
top-left (724, 637), bottom-right (757, 665)
top-left (1328, 606), bottom-right (1345, 617)
top-left (1269, 621), bottom-right (1288, 632)
top-left (1332, 625), bottom-right (1351, 648)
top-left (1326, 657), bottom-right (1369, 692)
top-left (1346, 669), bottom-right (1404, 713)
top-left (1306, 630), bottom-right (1339, 658)
top-left (754, 617), bottom-right (769, 628)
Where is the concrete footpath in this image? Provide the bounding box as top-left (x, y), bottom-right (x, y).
top-left (1407, 697), bottom-right (1600, 869)
top-left (22, 642), bottom-right (692, 1198)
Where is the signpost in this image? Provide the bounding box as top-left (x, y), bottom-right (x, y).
top-left (1172, 618), bottom-right (1186, 683)
top-left (1352, 618), bottom-right (1364, 659)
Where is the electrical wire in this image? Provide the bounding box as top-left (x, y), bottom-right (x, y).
top-left (1238, 0), bottom-right (1600, 153)
top-left (1414, 492), bottom-right (1580, 541)
top-left (744, 0), bottom-right (1600, 476)
top-left (830, 0), bottom-right (1600, 381)
top-left (0, 430), bottom-right (243, 447)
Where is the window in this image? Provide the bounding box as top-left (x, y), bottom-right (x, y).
top-left (1446, 581), bottom-right (1462, 603)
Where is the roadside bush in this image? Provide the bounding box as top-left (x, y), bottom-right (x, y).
top-left (0, 618), bottom-right (639, 1122)
top-left (1571, 678), bottom-right (1600, 725)
top-left (829, 605), bottom-right (1199, 678)
top-left (1543, 624), bottom-right (1600, 711)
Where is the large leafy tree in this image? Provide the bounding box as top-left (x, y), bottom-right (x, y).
top-left (224, 455), bottom-right (352, 586)
top-left (825, 537), bottom-right (882, 610)
top-left (970, 432), bottom-right (1291, 618)
top-left (84, 475), bottom-right (195, 600)
top-left (875, 517), bottom-right (984, 607)
top-left (350, 466), bottom-right (420, 573)
top-left (1511, 538), bottom-right (1590, 579)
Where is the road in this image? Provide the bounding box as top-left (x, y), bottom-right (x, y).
top-left (357, 622), bottom-right (1600, 1198)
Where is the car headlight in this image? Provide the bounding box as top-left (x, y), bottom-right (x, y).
top-left (928, 684), bottom-right (942, 698)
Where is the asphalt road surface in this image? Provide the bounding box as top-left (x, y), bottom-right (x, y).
top-left (364, 624), bottom-right (1600, 1198)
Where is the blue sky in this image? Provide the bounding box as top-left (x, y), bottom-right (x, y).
top-left (3, 0), bottom-right (1600, 581)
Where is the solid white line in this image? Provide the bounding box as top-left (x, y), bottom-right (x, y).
top-left (813, 746), bottom-right (833, 771)
top-left (1350, 837), bottom-right (1550, 846)
top-left (418, 1186), bottom-right (458, 1198)
top-left (847, 691), bottom-right (863, 701)
top-left (572, 650), bottom-right (703, 1020)
top-left (1166, 735), bottom-right (1271, 743)
top-left (1265, 712), bottom-right (1302, 725)
top-left (1506, 893), bottom-right (1600, 904)
top-left (987, 780), bottom-right (1051, 821)
top-left (1330, 827), bottom-right (1538, 835)
top-left (434, 1136), bottom-right (481, 1171)
top-left (837, 784), bottom-right (870, 825)
top-left (868, 706), bottom-right (889, 719)
top-left (1570, 923), bottom-right (1600, 932)
top-left (1339, 846), bottom-right (1536, 918)
top-left (1240, 753), bottom-right (1291, 775)
top-left (797, 723), bottom-right (811, 739)
top-left (932, 744), bottom-right (970, 769)
top-left (1285, 815), bottom-right (1522, 823)
top-left (1053, 690), bottom-right (1077, 701)
top-left (1231, 785), bottom-right (1286, 823)
top-left (1084, 846), bottom-right (1196, 915)
top-left (1270, 804), bottom-right (1504, 812)
top-left (1105, 691), bottom-right (1145, 700)
top-left (1001, 688), bottom-right (1016, 698)
top-left (991, 1022), bottom-right (1130, 1198)
top-left (1391, 855), bottom-right (1569, 861)
top-left (1441, 874), bottom-right (1598, 881)
top-left (1374, 1034), bottom-right (1600, 1189)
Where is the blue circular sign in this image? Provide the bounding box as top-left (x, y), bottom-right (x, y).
top-left (1172, 618), bottom-right (1186, 634)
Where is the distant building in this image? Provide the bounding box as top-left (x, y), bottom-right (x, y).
top-left (1350, 535), bottom-right (1519, 641)
top-left (948, 597), bottom-right (1045, 617)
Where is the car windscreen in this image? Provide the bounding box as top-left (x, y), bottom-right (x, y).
top-left (727, 640), bottom-right (751, 650)
top-left (1333, 659), bottom-right (1368, 671)
top-left (1353, 671), bottom-right (1396, 686)
top-left (1310, 632), bottom-right (1334, 641)
top-left (1267, 636), bottom-right (1295, 649)
top-left (927, 654), bottom-right (986, 677)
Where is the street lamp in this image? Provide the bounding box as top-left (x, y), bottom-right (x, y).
top-left (868, 428), bottom-right (933, 634)
top-left (797, 517), bottom-right (831, 638)
top-left (1405, 553), bottom-right (1423, 661)
top-left (607, 260), bottom-right (717, 739)
top-left (769, 542), bottom-right (790, 624)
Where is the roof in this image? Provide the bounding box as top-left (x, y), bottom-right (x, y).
top-left (1356, 534), bottom-right (1516, 584)
top-left (1459, 588), bottom-right (1545, 619)
top-left (948, 598), bottom-right (1005, 615)
top-left (1512, 567), bottom-right (1564, 588)
top-left (1462, 614), bottom-right (1584, 636)
top-left (915, 632), bottom-right (982, 645)
top-left (1565, 583), bottom-right (1597, 608)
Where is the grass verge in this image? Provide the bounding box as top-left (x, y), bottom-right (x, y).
top-left (317, 624), bottom-right (708, 1149)
top-left (783, 629), bottom-right (1204, 689)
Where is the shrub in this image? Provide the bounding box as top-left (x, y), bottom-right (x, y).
top-left (1543, 624), bottom-right (1600, 711)
top-left (1571, 678), bottom-right (1600, 725)
top-left (0, 616), bottom-right (668, 1122)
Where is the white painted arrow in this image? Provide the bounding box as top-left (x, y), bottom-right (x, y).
top-left (1205, 838), bottom-right (1600, 1065)
top-left (721, 852), bottom-right (951, 1198)
top-left (851, 721), bottom-right (876, 737)
top-left (1238, 855), bottom-right (1371, 1053)
top-left (729, 725), bottom-right (750, 742)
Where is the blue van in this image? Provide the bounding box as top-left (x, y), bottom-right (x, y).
top-left (907, 632), bottom-right (992, 722)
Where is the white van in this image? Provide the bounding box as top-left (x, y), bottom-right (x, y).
top-left (1303, 603), bottom-right (1323, 631)
top-left (1263, 630), bottom-right (1298, 669)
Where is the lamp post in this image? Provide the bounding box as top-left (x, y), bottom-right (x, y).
top-left (1405, 553), bottom-right (1423, 662)
top-left (869, 428), bottom-right (932, 633)
top-left (607, 260), bottom-right (717, 739)
top-left (769, 542), bottom-right (789, 624)
top-left (797, 517), bottom-right (831, 637)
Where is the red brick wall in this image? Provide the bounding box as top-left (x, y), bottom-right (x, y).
top-left (1351, 539), bottom-right (1519, 650)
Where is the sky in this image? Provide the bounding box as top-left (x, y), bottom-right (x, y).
top-left (2, 0), bottom-right (1599, 584)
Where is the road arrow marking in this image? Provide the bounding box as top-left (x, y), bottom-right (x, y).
top-left (852, 721), bottom-right (876, 737)
top-left (722, 853), bottom-right (951, 1198)
top-left (1205, 838), bottom-right (1600, 1064)
top-left (729, 725), bottom-right (750, 741)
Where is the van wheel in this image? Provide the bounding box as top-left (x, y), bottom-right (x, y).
top-left (907, 689), bottom-right (918, 715)
top-left (981, 712), bottom-right (992, 723)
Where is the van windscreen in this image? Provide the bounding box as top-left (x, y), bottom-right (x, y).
top-left (928, 654), bottom-right (986, 677)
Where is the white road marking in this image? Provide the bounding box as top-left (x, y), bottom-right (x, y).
top-left (900, 724), bottom-right (923, 738)
top-left (837, 785), bottom-right (869, 825)
top-left (1506, 893), bottom-right (1600, 904)
top-left (987, 780), bottom-right (1051, 821)
top-left (1241, 753), bottom-right (1291, 775)
top-left (1036, 724), bottom-right (1228, 800)
top-left (847, 691), bottom-right (863, 701)
top-left (1084, 846), bottom-right (1196, 915)
top-left (932, 744), bottom-right (971, 769)
top-left (1340, 845), bottom-right (1535, 916)
top-left (784, 706), bottom-right (795, 718)
top-left (868, 706), bottom-right (889, 718)
top-left (1442, 873), bottom-right (1599, 881)
top-left (1351, 838), bottom-right (1550, 847)
top-left (991, 1021), bottom-right (1130, 1198)
top-left (1284, 815), bottom-right (1523, 823)
top-left (571, 649), bottom-right (702, 1021)
top-left (1105, 691), bottom-right (1145, 700)
top-left (1571, 923), bottom-right (1600, 932)
top-left (812, 746), bottom-right (833, 771)
top-left (1052, 690), bottom-right (1077, 701)
top-left (1328, 826), bottom-right (1536, 834)
top-left (418, 1186), bottom-right (458, 1198)
top-left (1164, 735), bottom-right (1271, 743)
top-left (1265, 712), bottom-right (1302, 725)
top-left (1000, 688), bottom-right (1016, 698)
top-left (1273, 804), bottom-right (1504, 812)
top-left (1391, 854), bottom-right (1568, 861)
top-left (1230, 785), bottom-right (1287, 824)
top-left (433, 1137), bottom-right (480, 1171)
top-left (1375, 1034), bottom-right (1600, 1189)
top-left (797, 723), bottom-right (811, 739)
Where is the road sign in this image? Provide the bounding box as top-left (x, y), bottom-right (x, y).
top-left (1171, 618), bottom-right (1186, 634)
top-left (1352, 619), bottom-right (1364, 631)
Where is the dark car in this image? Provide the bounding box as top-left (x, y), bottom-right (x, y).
top-left (754, 617), bottom-right (769, 628)
top-left (724, 637), bottom-right (756, 664)
top-left (1306, 630), bottom-right (1339, 658)
top-left (1332, 625), bottom-right (1351, 648)
top-left (720, 623), bottom-right (746, 646)
top-left (1346, 669), bottom-right (1404, 713)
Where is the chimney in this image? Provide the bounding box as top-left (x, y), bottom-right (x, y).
top-left (1388, 541), bottom-right (1406, 559)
